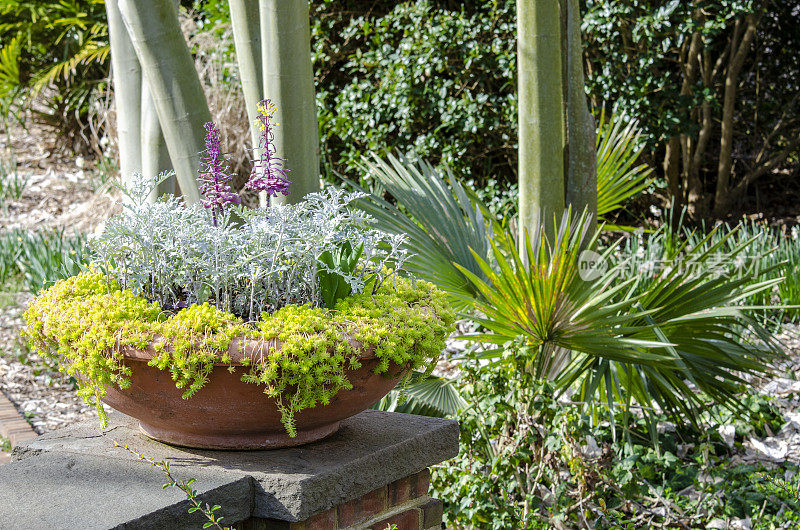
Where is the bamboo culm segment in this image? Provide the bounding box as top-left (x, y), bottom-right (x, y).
top-left (516, 0), bottom-right (566, 244)
top-left (117, 0), bottom-right (210, 204)
top-left (105, 0), bottom-right (142, 191)
top-left (259, 0), bottom-right (320, 205)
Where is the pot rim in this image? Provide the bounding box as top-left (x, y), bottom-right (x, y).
top-left (119, 334), bottom-right (377, 366)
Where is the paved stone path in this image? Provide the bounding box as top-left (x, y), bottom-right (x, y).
top-left (0, 393), bottom-right (38, 465)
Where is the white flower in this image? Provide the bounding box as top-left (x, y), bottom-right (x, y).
top-left (639, 260), bottom-right (655, 275)
top-left (649, 205), bottom-right (662, 217)
top-left (791, 226), bottom-right (799, 241)
top-left (635, 247), bottom-right (646, 259)
top-left (75, 156), bottom-right (85, 169)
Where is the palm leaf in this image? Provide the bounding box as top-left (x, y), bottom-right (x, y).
top-left (374, 371), bottom-right (466, 418)
top-left (352, 153), bottom-right (491, 308)
top-left (459, 210), bottom-right (784, 432)
top-left (596, 109), bottom-right (653, 220)
top-left (459, 209), bottom-right (674, 381)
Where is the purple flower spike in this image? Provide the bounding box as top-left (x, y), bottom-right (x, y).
top-left (247, 99), bottom-right (291, 205)
top-left (198, 121), bottom-right (240, 225)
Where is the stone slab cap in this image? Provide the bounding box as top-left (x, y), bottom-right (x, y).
top-left (8, 409), bottom-right (459, 524)
top-left (0, 451), bottom-right (254, 530)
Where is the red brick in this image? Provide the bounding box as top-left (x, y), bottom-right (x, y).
top-left (9, 430), bottom-right (37, 445)
top-left (238, 518), bottom-right (291, 530)
top-left (0, 401), bottom-right (19, 411)
top-left (0, 420), bottom-right (32, 438)
top-left (368, 508), bottom-right (421, 530)
top-left (419, 499), bottom-right (443, 529)
top-left (0, 410), bottom-right (22, 420)
top-left (2, 414), bottom-right (30, 425)
top-left (303, 507), bottom-right (337, 530)
top-left (388, 469), bottom-right (430, 506)
top-left (5, 419), bottom-right (35, 428)
top-left (338, 486), bottom-right (387, 528)
top-left (0, 417), bottom-right (28, 427)
top-left (0, 400), bottom-right (20, 416)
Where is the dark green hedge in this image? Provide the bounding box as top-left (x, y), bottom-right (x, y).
top-left (311, 0), bottom-right (518, 189)
top-left (308, 0), bottom-right (799, 211)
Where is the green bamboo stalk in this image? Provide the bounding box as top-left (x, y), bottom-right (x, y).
top-left (564, 0), bottom-right (597, 220)
top-left (516, 0), bottom-right (565, 244)
top-left (229, 0), bottom-right (263, 150)
top-left (105, 0), bottom-right (142, 188)
top-left (117, 0), bottom-right (209, 203)
top-left (259, 0), bottom-right (320, 204)
top-left (141, 80), bottom-right (176, 201)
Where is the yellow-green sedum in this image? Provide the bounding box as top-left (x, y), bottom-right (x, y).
top-left (23, 271), bottom-right (454, 436)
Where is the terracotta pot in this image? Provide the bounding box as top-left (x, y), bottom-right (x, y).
top-left (101, 337), bottom-right (404, 450)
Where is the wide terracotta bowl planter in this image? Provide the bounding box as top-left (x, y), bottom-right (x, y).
top-left (101, 337), bottom-right (404, 450)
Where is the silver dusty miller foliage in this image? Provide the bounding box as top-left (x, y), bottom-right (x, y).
top-left (92, 172), bottom-right (409, 321)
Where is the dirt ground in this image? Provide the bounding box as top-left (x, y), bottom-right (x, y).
top-left (2, 118), bottom-right (120, 234)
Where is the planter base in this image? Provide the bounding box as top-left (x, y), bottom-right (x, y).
top-left (99, 348), bottom-right (404, 450)
top-left (137, 420), bottom-right (342, 450)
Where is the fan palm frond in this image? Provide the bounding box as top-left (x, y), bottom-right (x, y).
top-left (353, 153), bottom-right (491, 309)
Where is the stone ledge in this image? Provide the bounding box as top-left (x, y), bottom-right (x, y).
top-left (0, 451), bottom-right (254, 530)
top-left (8, 409), bottom-right (458, 525)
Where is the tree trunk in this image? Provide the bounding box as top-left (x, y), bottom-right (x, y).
top-left (664, 136), bottom-right (681, 215)
top-left (563, 0), bottom-right (597, 221)
top-left (719, 132), bottom-right (800, 214)
top-left (679, 28), bottom-right (706, 219)
top-left (259, 0), bottom-right (320, 204)
top-left (229, 0), bottom-right (263, 152)
top-left (117, 0), bottom-right (208, 204)
top-left (690, 50), bottom-right (713, 186)
top-left (516, 0), bottom-right (565, 244)
top-left (713, 14), bottom-right (758, 218)
top-left (105, 0), bottom-right (142, 189)
top-left (141, 80), bottom-right (176, 201)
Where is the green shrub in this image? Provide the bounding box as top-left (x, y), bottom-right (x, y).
top-left (582, 0), bottom-right (754, 147)
top-left (432, 343), bottom-right (797, 529)
top-left (0, 0), bottom-right (109, 144)
top-left (0, 156), bottom-right (28, 207)
top-left (312, 0), bottom-right (517, 188)
top-left (0, 228), bottom-right (88, 293)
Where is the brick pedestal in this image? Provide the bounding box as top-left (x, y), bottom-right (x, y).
top-left (0, 410), bottom-right (458, 529)
top-left (240, 468), bottom-right (442, 529)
